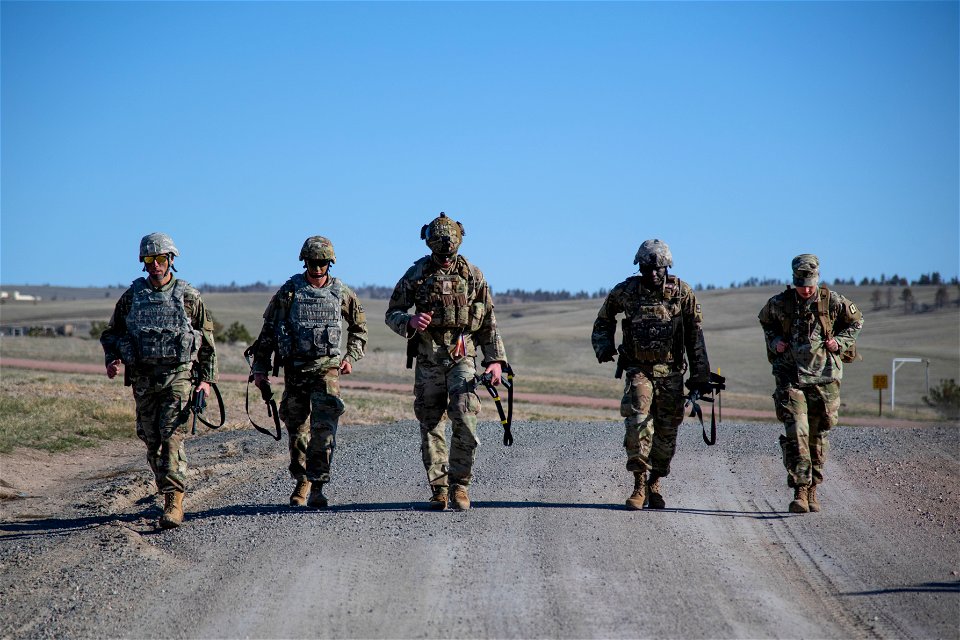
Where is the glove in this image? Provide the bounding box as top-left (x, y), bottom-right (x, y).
top-left (685, 377), bottom-right (713, 397)
top-left (597, 347), bottom-right (617, 364)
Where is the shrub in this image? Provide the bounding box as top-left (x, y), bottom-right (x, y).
top-left (89, 320), bottom-right (109, 339)
top-left (923, 379), bottom-right (960, 421)
top-left (216, 321), bottom-right (254, 345)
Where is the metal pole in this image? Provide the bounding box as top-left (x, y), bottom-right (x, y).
top-left (891, 360), bottom-right (896, 411)
top-left (891, 358), bottom-right (923, 412)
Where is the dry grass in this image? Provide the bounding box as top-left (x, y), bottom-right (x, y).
top-left (3, 284), bottom-right (956, 426)
top-left (0, 369), bottom-right (135, 453)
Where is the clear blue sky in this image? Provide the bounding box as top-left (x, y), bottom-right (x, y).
top-left (2, 1), bottom-right (957, 293)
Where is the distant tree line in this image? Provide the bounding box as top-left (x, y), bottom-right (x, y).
top-left (195, 281), bottom-right (274, 293)
top-left (169, 271), bottom-right (959, 301)
top-left (834, 272), bottom-right (959, 287)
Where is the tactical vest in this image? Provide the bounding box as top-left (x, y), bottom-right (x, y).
top-left (124, 278), bottom-right (201, 366)
top-left (277, 275), bottom-right (343, 360)
top-left (414, 261), bottom-right (474, 330)
top-left (620, 277), bottom-right (682, 363)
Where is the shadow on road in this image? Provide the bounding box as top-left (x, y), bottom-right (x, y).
top-left (660, 506), bottom-right (791, 520)
top-left (842, 580), bottom-right (960, 595)
top-left (1, 513), bottom-right (144, 540)
top-left (1, 500), bottom-right (793, 539)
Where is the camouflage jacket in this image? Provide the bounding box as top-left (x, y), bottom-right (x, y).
top-left (100, 276), bottom-right (218, 383)
top-left (592, 274), bottom-right (710, 380)
top-left (385, 254), bottom-right (507, 366)
top-left (758, 286), bottom-right (863, 386)
top-left (251, 274), bottom-right (367, 375)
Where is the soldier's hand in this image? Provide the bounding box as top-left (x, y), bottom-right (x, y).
top-left (409, 312), bottom-right (433, 332)
top-left (196, 381), bottom-right (212, 397)
top-left (825, 338), bottom-right (839, 353)
top-left (597, 347), bottom-right (616, 363)
top-left (484, 362), bottom-right (503, 386)
top-left (774, 339), bottom-right (788, 353)
top-left (339, 359), bottom-right (353, 375)
top-left (106, 359), bottom-right (121, 379)
top-left (253, 372), bottom-right (269, 390)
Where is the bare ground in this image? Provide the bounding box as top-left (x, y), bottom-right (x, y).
top-left (1, 414), bottom-right (958, 639)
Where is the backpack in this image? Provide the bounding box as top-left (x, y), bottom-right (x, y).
top-left (773, 285), bottom-right (860, 364)
top-left (814, 285), bottom-right (860, 364)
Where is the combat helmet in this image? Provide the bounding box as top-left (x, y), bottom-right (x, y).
top-left (139, 232), bottom-right (179, 261)
top-left (421, 212), bottom-right (465, 257)
top-left (299, 236), bottom-right (336, 264)
top-left (633, 239), bottom-right (673, 269)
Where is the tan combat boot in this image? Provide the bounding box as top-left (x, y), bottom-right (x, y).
top-left (789, 485), bottom-right (810, 513)
top-left (429, 485), bottom-right (449, 511)
top-left (159, 490), bottom-right (185, 529)
top-left (807, 484), bottom-right (821, 512)
top-left (625, 472), bottom-right (646, 510)
top-left (290, 479), bottom-right (312, 507)
top-left (646, 475), bottom-right (666, 510)
top-left (307, 482), bottom-right (328, 509)
top-left (451, 485), bottom-right (471, 511)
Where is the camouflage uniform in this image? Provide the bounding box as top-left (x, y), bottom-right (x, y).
top-left (101, 277), bottom-right (217, 496)
top-left (758, 255), bottom-right (863, 495)
top-left (592, 274), bottom-right (711, 480)
top-left (251, 274), bottom-right (366, 487)
top-left (385, 217), bottom-right (507, 496)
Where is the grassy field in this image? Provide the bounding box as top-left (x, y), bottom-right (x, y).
top-left (2, 283), bottom-right (958, 434)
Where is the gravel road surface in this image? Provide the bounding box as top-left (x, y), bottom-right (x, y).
top-left (1, 419), bottom-right (958, 639)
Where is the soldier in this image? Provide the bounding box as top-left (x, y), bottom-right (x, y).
top-left (592, 239), bottom-right (713, 510)
top-left (100, 232), bottom-right (217, 529)
top-left (758, 254), bottom-right (863, 513)
top-left (250, 236), bottom-right (367, 509)
top-left (385, 212), bottom-right (508, 511)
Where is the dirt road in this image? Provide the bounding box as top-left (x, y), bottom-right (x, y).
top-left (1, 417), bottom-right (957, 639)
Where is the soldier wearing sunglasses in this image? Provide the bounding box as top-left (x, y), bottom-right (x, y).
top-left (249, 236), bottom-right (367, 509)
top-left (100, 232), bottom-right (218, 529)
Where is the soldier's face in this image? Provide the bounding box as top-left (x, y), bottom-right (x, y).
top-left (306, 259), bottom-right (330, 280)
top-left (143, 254), bottom-right (171, 282)
top-left (640, 266), bottom-right (666, 287)
top-left (795, 285), bottom-right (816, 299)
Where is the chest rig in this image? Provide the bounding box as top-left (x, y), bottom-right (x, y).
top-left (414, 260), bottom-right (474, 330)
top-left (620, 276), bottom-right (682, 363)
top-left (125, 278), bottom-right (201, 366)
top-left (277, 274), bottom-right (343, 360)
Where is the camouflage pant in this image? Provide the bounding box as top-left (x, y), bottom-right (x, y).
top-left (414, 358), bottom-right (481, 487)
top-left (132, 370), bottom-right (192, 494)
top-left (279, 367), bottom-right (345, 484)
top-left (773, 380), bottom-right (841, 487)
top-left (620, 370), bottom-right (685, 478)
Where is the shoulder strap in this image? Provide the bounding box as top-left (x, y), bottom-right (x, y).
top-left (816, 285), bottom-right (833, 340)
top-left (782, 286), bottom-right (795, 318)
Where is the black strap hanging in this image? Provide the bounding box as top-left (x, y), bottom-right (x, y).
top-left (189, 382), bottom-right (226, 434)
top-left (476, 363), bottom-right (515, 446)
top-left (243, 343), bottom-right (283, 441)
top-left (684, 371), bottom-right (725, 446)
